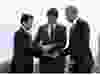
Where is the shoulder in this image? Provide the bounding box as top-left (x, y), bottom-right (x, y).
top-left (56, 24), bottom-right (66, 31)
top-left (39, 24), bottom-right (48, 29)
top-left (77, 18), bottom-right (90, 31)
top-left (15, 30), bottom-right (20, 35)
top-left (78, 18), bottom-right (88, 25)
top-left (38, 24), bottom-right (48, 32)
top-left (14, 28), bottom-right (24, 37)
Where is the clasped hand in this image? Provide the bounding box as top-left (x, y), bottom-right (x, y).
top-left (39, 41), bottom-right (56, 51)
top-left (42, 44), bottom-right (56, 51)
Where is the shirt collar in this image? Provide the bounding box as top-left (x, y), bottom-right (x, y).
top-left (48, 24), bottom-right (56, 29)
top-left (21, 25), bottom-right (32, 33)
top-left (73, 17), bottom-right (79, 25)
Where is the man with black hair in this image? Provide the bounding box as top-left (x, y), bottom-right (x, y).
top-left (10, 13), bottom-right (34, 73)
top-left (33, 8), bottom-right (67, 73)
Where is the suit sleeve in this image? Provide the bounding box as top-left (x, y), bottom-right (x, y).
top-left (81, 22), bottom-right (90, 51)
top-left (32, 27), bottom-right (43, 57)
top-left (14, 32), bottom-right (24, 59)
top-left (14, 32), bottom-right (18, 57)
top-left (83, 23), bottom-right (90, 41)
top-left (14, 33), bottom-right (16, 50)
top-left (32, 27), bottom-right (41, 48)
top-left (55, 27), bottom-right (67, 48)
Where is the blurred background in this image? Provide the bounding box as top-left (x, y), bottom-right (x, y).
top-left (0, 0), bottom-right (99, 72)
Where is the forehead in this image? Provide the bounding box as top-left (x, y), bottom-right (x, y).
top-left (66, 6), bottom-right (78, 14)
top-left (48, 16), bottom-right (56, 18)
top-left (27, 17), bottom-right (33, 21)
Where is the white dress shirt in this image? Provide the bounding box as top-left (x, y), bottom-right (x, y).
top-left (48, 24), bottom-right (56, 40)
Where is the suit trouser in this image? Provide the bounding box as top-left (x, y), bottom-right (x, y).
top-left (40, 56), bottom-right (64, 73)
top-left (70, 55), bottom-right (94, 73)
top-left (10, 57), bottom-right (33, 73)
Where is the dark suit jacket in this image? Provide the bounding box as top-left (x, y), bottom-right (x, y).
top-left (68, 18), bottom-right (91, 56)
top-left (32, 24), bottom-right (66, 73)
top-left (10, 27), bottom-right (33, 73)
top-left (33, 24), bottom-right (66, 51)
top-left (67, 18), bottom-right (94, 73)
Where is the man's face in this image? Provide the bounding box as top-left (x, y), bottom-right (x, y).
top-left (48, 16), bottom-right (56, 24)
top-left (66, 7), bottom-right (78, 23)
top-left (24, 18), bottom-right (33, 30)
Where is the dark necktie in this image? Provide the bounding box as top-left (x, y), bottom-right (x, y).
top-left (51, 25), bottom-right (54, 40)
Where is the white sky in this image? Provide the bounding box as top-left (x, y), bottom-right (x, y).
top-left (0, 0), bottom-right (99, 64)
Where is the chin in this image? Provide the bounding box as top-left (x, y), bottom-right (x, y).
top-left (68, 19), bottom-right (73, 23)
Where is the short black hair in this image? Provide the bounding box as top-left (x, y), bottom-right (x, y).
top-left (20, 13), bottom-right (33, 24)
top-left (46, 8), bottom-right (58, 18)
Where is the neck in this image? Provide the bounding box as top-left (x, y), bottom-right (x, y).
top-left (49, 24), bottom-right (56, 28)
top-left (21, 26), bottom-right (30, 32)
top-left (21, 26), bottom-right (26, 31)
top-left (48, 20), bottom-right (56, 24)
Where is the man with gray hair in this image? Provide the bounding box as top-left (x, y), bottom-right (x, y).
top-left (64, 5), bottom-right (94, 73)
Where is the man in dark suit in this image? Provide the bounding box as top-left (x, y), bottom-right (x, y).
top-left (33, 8), bottom-right (66, 73)
top-left (65, 6), bottom-right (94, 73)
top-left (10, 13), bottom-right (33, 73)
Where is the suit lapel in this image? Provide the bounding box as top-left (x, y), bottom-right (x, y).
top-left (20, 27), bottom-right (32, 39)
top-left (19, 27), bottom-right (25, 33)
top-left (43, 24), bottom-right (50, 40)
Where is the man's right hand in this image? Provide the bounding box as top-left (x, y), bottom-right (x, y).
top-left (41, 44), bottom-right (56, 51)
